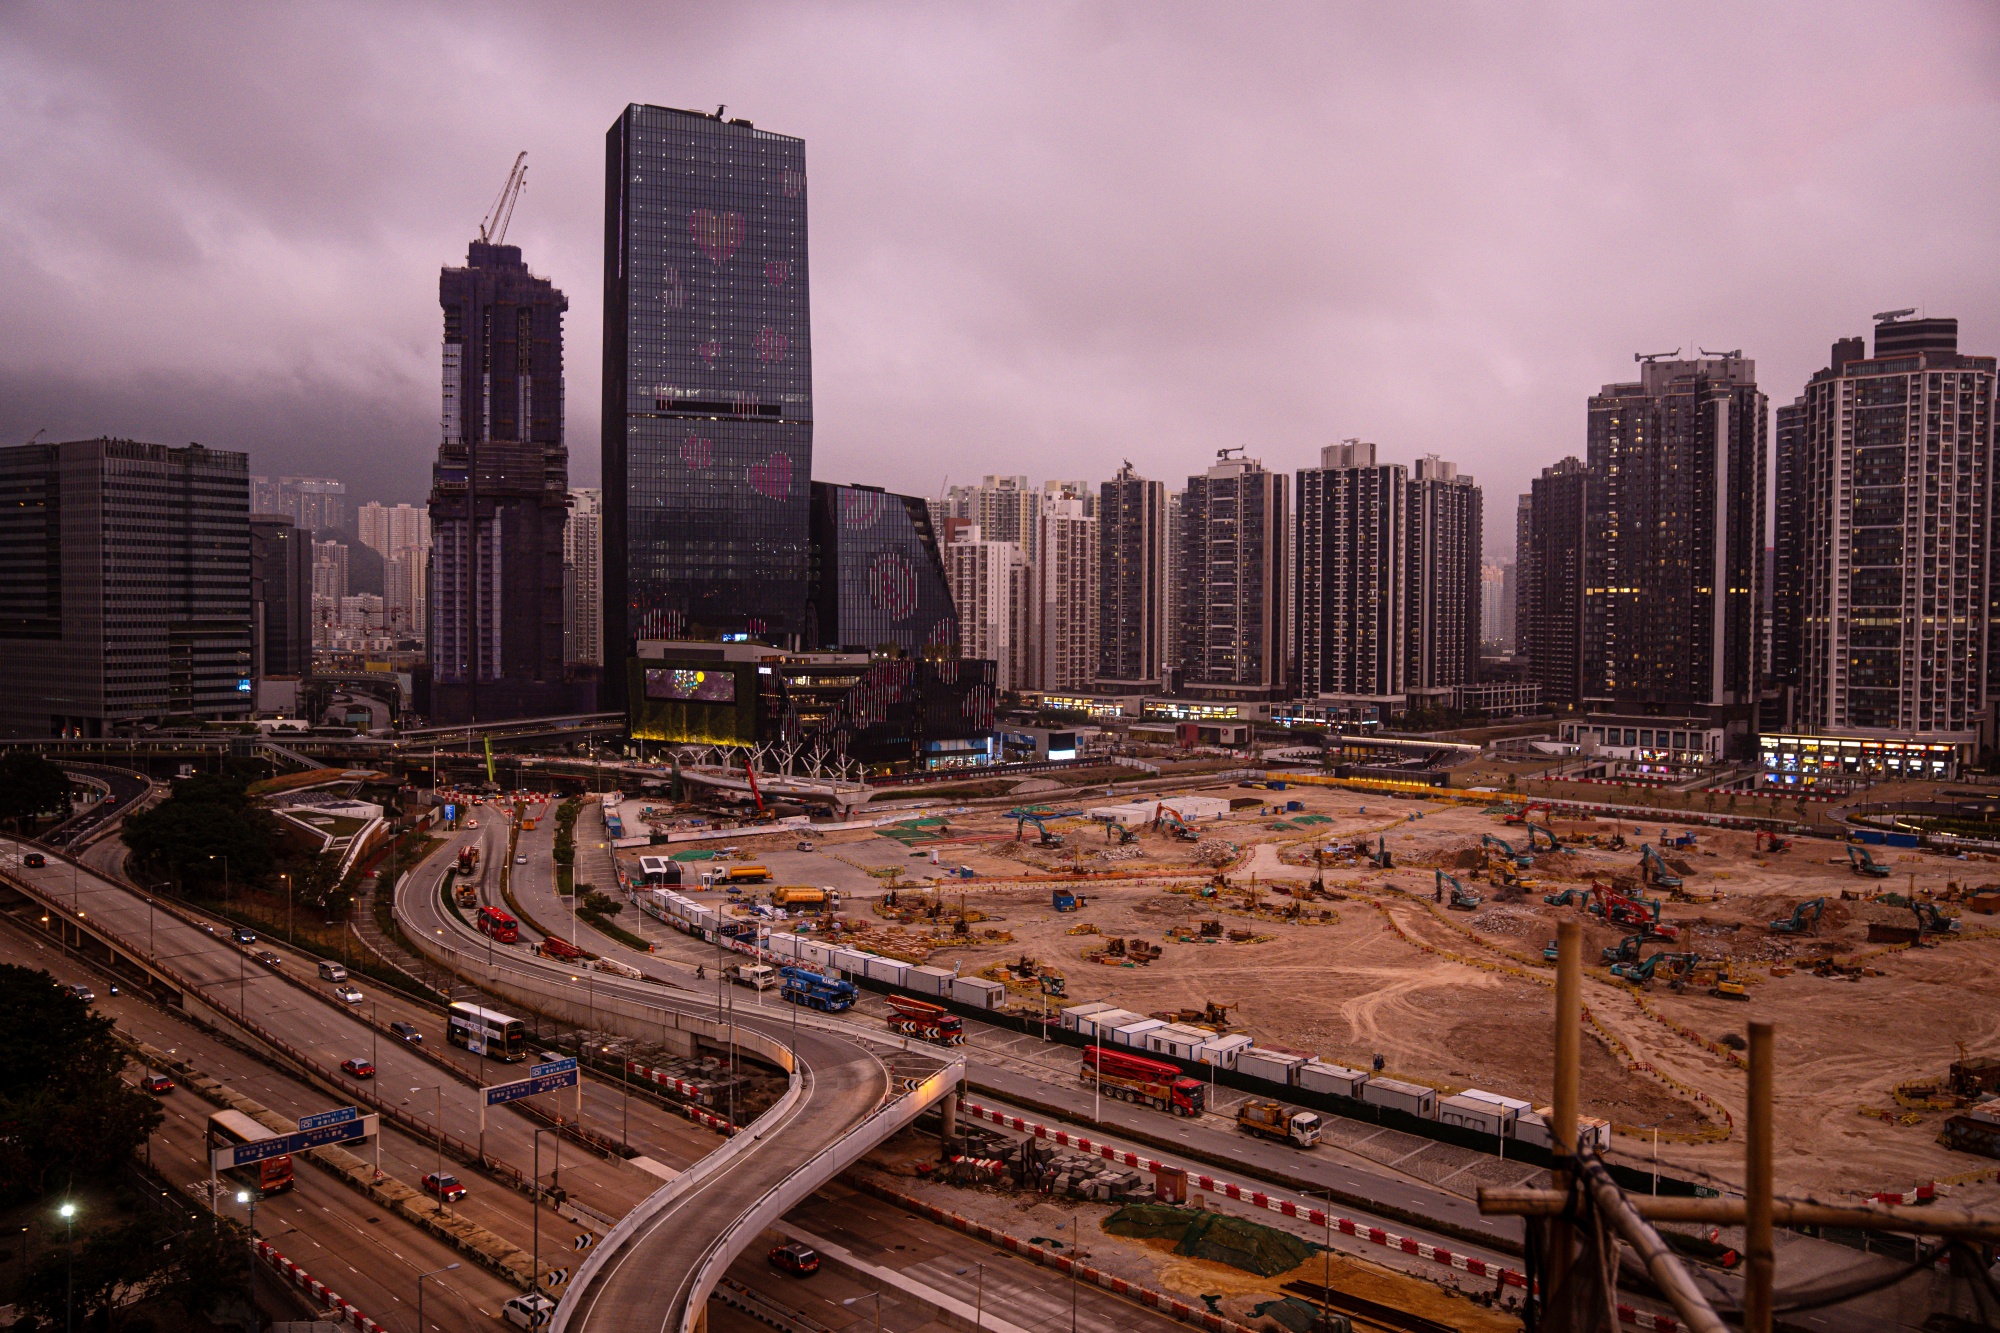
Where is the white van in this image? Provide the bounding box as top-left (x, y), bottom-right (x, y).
top-left (317, 961), bottom-right (349, 982)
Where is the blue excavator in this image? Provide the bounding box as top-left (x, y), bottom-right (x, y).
top-left (1769, 897), bottom-right (1825, 936)
top-left (1544, 887), bottom-right (1590, 908)
top-left (1611, 951), bottom-right (1701, 986)
top-left (1847, 843), bottom-right (1892, 879)
top-left (1525, 822), bottom-right (1561, 853)
top-left (1011, 806), bottom-right (1082, 846)
top-left (1640, 843), bottom-right (1684, 892)
top-left (1482, 833), bottom-right (1532, 868)
top-left (1435, 869), bottom-right (1482, 911)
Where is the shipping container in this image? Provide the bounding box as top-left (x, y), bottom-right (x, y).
top-left (1145, 1023), bottom-right (1214, 1061)
top-left (1076, 1009), bottom-right (1143, 1040)
top-left (951, 976), bottom-right (1006, 1010)
top-left (766, 934), bottom-right (802, 960)
top-left (864, 957), bottom-right (911, 986)
top-left (1110, 1018), bottom-right (1166, 1048)
top-left (1060, 1001), bottom-right (1117, 1032)
top-left (1438, 1095), bottom-right (1513, 1137)
top-left (831, 948), bottom-right (870, 976)
top-left (908, 966), bottom-right (957, 998)
top-left (1359, 1077), bottom-right (1437, 1118)
top-left (1236, 1047), bottom-right (1307, 1086)
top-left (1197, 1033), bottom-right (1253, 1069)
top-left (1298, 1061), bottom-right (1371, 1098)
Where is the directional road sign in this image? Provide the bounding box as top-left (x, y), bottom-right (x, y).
top-left (210, 1114), bottom-right (379, 1171)
top-left (298, 1106), bottom-right (360, 1132)
top-left (484, 1061), bottom-right (579, 1107)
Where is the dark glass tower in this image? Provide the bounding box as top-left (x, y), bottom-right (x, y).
top-left (807, 483), bottom-right (958, 656)
top-left (603, 105), bottom-right (813, 703)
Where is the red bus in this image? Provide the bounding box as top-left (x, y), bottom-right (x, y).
top-left (477, 905), bottom-right (520, 943)
top-left (207, 1109), bottom-right (294, 1193)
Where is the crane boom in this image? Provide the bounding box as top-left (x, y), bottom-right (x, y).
top-left (479, 152), bottom-right (529, 245)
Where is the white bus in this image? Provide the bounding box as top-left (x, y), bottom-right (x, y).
top-left (446, 1001), bottom-right (528, 1061)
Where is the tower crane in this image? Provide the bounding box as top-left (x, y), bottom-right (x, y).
top-left (479, 152), bottom-right (529, 245)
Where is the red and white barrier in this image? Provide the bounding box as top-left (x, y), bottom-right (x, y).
top-left (254, 1239), bottom-right (387, 1333)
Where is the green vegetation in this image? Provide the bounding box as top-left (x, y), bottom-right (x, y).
top-left (121, 773), bottom-right (279, 892)
top-left (0, 754), bottom-right (73, 832)
top-left (17, 1206), bottom-right (249, 1329)
top-left (578, 885), bottom-right (649, 951)
top-left (0, 965), bottom-right (162, 1202)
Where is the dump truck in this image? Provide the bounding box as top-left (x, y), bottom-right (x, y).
top-left (1080, 1046), bottom-right (1205, 1117)
top-left (727, 864), bottom-right (774, 884)
top-left (1236, 1099), bottom-right (1322, 1148)
top-left (1052, 889), bottom-right (1082, 912)
top-left (885, 994), bottom-right (965, 1046)
top-left (780, 966), bottom-right (857, 1012)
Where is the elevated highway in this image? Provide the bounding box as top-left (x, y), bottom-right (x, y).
top-left (394, 831), bottom-right (962, 1333)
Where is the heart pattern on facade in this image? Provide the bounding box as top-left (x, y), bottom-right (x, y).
top-left (679, 434), bottom-right (714, 470)
top-left (688, 209), bottom-right (743, 266)
top-left (756, 327), bottom-right (788, 362)
top-left (780, 169), bottom-right (805, 198)
top-left (747, 451), bottom-right (793, 500)
top-left (697, 339), bottom-right (720, 365)
top-left (765, 261), bottom-right (790, 286)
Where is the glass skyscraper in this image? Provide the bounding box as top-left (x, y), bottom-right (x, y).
top-left (807, 482), bottom-right (958, 656)
top-left (603, 104), bottom-right (814, 704)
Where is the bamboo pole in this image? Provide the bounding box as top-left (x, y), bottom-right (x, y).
top-left (1478, 1190), bottom-right (2000, 1241)
top-left (1550, 919), bottom-right (1582, 1292)
top-left (1577, 1154), bottom-right (1730, 1333)
top-left (1746, 1020), bottom-right (1775, 1333)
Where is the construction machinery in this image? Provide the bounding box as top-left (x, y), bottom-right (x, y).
top-left (774, 885), bottom-right (839, 911)
top-left (1912, 901), bottom-right (1963, 941)
top-left (780, 966), bottom-right (857, 1012)
top-left (1371, 836), bottom-right (1394, 869)
top-left (1848, 843), bottom-right (1893, 878)
top-left (1769, 897), bottom-right (1825, 936)
top-left (885, 994), bottom-right (965, 1045)
top-left (1152, 805), bottom-right (1201, 843)
top-left (1435, 869), bottom-right (1482, 911)
top-left (725, 863), bottom-right (773, 884)
top-left (1236, 1100), bottom-right (1322, 1148)
top-left (1611, 951), bottom-right (1700, 986)
top-left (1544, 887), bottom-right (1590, 908)
top-left (1012, 807), bottom-right (1081, 845)
top-left (1659, 828), bottom-right (1699, 849)
top-left (1504, 800), bottom-right (1552, 827)
top-left (1542, 939), bottom-right (1560, 962)
top-left (1080, 1047), bottom-right (1206, 1117)
top-left (1698, 961), bottom-right (1749, 1000)
top-left (1106, 821), bottom-right (1139, 845)
top-left (1601, 933), bottom-right (1647, 965)
top-left (1051, 888), bottom-right (1083, 912)
top-left (1755, 830), bottom-right (1792, 854)
top-left (536, 936), bottom-right (585, 961)
top-left (479, 151), bottom-right (529, 245)
top-left (1491, 860), bottom-right (1540, 892)
top-left (1482, 833), bottom-right (1532, 868)
top-left (1640, 844), bottom-right (1683, 891)
top-left (1525, 822), bottom-right (1561, 853)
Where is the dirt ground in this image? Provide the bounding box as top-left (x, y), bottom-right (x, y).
top-left (807, 780), bottom-right (2000, 1205)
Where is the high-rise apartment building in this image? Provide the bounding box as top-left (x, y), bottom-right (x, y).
top-left (1404, 456), bottom-right (1483, 701)
top-left (0, 439), bottom-right (251, 736)
top-left (1181, 451), bottom-right (1287, 701)
top-left (1032, 494), bottom-right (1099, 692)
top-left (602, 105), bottom-right (813, 703)
top-left (1525, 457), bottom-right (1589, 707)
top-left (1097, 463), bottom-right (1167, 693)
top-left (357, 502), bottom-right (429, 645)
top-left (1296, 442), bottom-right (1403, 715)
top-left (312, 540), bottom-right (349, 602)
top-left (427, 232), bottom-right (575, 723)
top-left (1584, 355), bottom-right (1767, 750)
top-left (1787, 315), bottom-right (1994, 752)
top-left (250, 516), bottom-right (312, 682)
top-left (807, 482), bottom-right (958, 656)
top-left (941, 477), bottom-right (1041, 562)
top-left (251, 476), bottom-right (348, 533)
top-left (1163, 490), bottom-right (1183, 683)
top-left (944, 526), bottom-right (1030, 692)
top-left (1513, 493), bottom-right (1533, 662)
top-left (564, 488), bottom-right (604, 666)
top-left (1480, 565), bottom-right (1507, 650)
top-left (357, 502), bottom-right (430, 562)
top-left (1769, 396), bottom-right (1808, 708)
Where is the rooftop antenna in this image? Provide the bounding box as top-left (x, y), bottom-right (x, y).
top-left (1634, 350), bottom-right (1680, 364)
top-left (479, 152), bottom-right (528, 246)
top-left (716, 104), bottom-right (727, 118)
top-left (1873, 308), bottom-right (1917, 324)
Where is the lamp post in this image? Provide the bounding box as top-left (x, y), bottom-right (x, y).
top-left (530, 1125), bottom-right (559, 1294)
top-left (841, 1292), bottom-right (881, 1333)
top-left (281, 871), bottom-right (293, 943)
top-left (210, 853), bottom-right (229, 907)
top-left (957, 1262), bottom-right (985, 1331)
top-left (416, 1261), bottom-right (460, 1333)
top-left (58, 1202), bottom-right (75, 1333)
top-left (410, 1085), bottom-right (444, 1197)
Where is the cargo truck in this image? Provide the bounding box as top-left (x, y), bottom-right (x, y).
top-left (1079, 1047), bottom-right (1206, 1117)
top-left (727, 864), bottom-right (773, 884)
top-left (885, 994), bottom-right (966, 1046)
top-left (774, 885), bottom-right (838, 908)
top-left (727, 962), bottom-right (777, 991)
top-left (1236, 1100), bottom-right (1322, 1147)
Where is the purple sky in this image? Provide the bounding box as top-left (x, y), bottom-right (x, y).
top-left (3, 3), bottom-right (1996, 552)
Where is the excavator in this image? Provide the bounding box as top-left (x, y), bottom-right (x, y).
top-left (1847, 843), bottom-right (1892, 879)
top-left (1755, 830), bottom-right (1792, 854)
top-left (1105, 821), bottom-right (1139, 845)
top-left (1601, 933), bottom-right (1648, 965)
top-left (1435, 869), bottom-right (1482, 911)
top-left (1769, 897), bottom-right (1825, 936)
top-left (1491, 861), bottom-right (1540, 895)
top-left (1592, 883), bottom-right (1680, 939)
top-left (1371, 836), bottom-right (1394, 869)
top-left (1482, 833), bottom-right (1532, 868)
top-left (1544, 887), bottom-right (1591, 908)
top-left (1505, 801), bottom-right (1552, 827)
top-left (1525, 822), bottom-right (1561, 853)
top-left (1153, 806), bottom-right (1201, 843)
top-left (1012, 807), bottom-right (1081, 845)
top-left (1911, 901), bottom-right (1963, 942)
top-left (1612, 951), bottom-right (1702, 987)
top-left (1640, 843), bottom-right (1684, 892)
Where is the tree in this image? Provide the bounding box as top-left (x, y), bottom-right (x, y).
top-left (0, 754), bottom-right (72, 831)
top-left (0, 965), bottom-right (163, 1202)
top-left (293, 848), bottom-right (345, 916)
top-left (17, 1214), bottom-right (248, 1329)
top-left (120, 775), bottom-right (276, 892)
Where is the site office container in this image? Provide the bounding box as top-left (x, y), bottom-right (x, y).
top-left (1060, 1002), bottom-right (1116, 1032)
top-left (1075, 1009), bottom-right (1142, 1040)
top-left (1145, 1023), bottom-right (1215, 1062)
top-left (1297, 1061), bottom-right (1371, 1098)
top-left (1359, 1077), bottom-right (1437, 1118)
top-left (766, 934), bottom-right (802, 961)
top-left (1110, 1018), bottom-right (1166, 1049)
top-left (1236, 1047), bottom-right (1308, 1086)
top-left (1515, 1108), bottom-right (1611, 1152)
top-left (1458, 1088), bottom-right (1532, 1134)
top-left (797, 940), bottom-right (834, 969)
top-left (831, 948), bottom-right (870, 976)
top-left (1196, 1033), bottom-right (1254, 1069)
top-left (908, 966), bottom-right (957, 998)
top-left (863, 956), bottom-right (911, 986)
top-left (951, 976), bottom-right (1006, 1010)
top-left (1438, 1094), bottom-right (1514, 1137)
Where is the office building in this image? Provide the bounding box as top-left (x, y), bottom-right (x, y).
top-left (0, 439), bottom-right (251, 736)
top-left (249, 515), bottom-right (312, 686)
top-left (1295, 441), bottom-right (1404, 717)
top-left (1097, 463), bottom-right (1168, 693)
top-left (602, 104), bottom-right (814, 697)
top-left (1404, 455), bottom-right (1483, 704)
top-left (944, 526), bottom-right (1030, 692)
top-left (428, 233), bottom-right (576, 723)
top-left (1032, 493), bottom-right (1099, 693)
top-left (806, 482), bottom-right (959, 657)
top-left (1181, 451), bottom-right (1287, 702)
top-left (251, 476), bottom-right (348, 533)
top-left (565, 488), bottom-right (604, 666)
top-left (1584, 355), bottom-right (1767, 753)
top-left (1785, 314), bottom-right (1994, 765)
top-left (1524, 457), bottom-right (1589, 708)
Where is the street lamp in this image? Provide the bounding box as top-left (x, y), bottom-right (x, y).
top-left (209, 853), bottom-right (229, 907)
top-left (841, 1292), bottom-right (881, 1333)
top-left (416, 1261), bottom-right (460, 1333)
top-left (408, 1085), bottom-right (445, 1194)
top-left (956, 1263), bottom-right (985, 1331)
top-left (58, 1202), bottom-right (75, 1333)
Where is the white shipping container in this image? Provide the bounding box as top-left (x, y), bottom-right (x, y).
top-left (1077, 1009), bottom-right (1142, 1040)
top-left (1109, 1018), bottom-right (1165, 1048)
top-left (909, 966), bottom-right (956, 998)
top-left (766, 934), bottom-right (802, 960)
top-left (1438, 1095), bottom-right (1513, 1137)
top-left (1236, 1048), bottom-right (1307, 1086)
top-left (1146, 1023), bottom-right (1212, 1061)
top-left (1360, 1078), bottom-right (1437, 1119)
top-left (797, 941), bottom-right (832, 969)
top-left (1459, 1089), bottom-right (1532, 1115)
top-left (1059, 1002), bottom-right (1115, 1031)
top-left (951, 977), bottom-right (1006, 1010)
top-left (1197, 1033), bottom-right (1253, 1069)
top-left (864, 957), bottom-right (911, 986)
top-left (831, 948), bottom-right (869, 976)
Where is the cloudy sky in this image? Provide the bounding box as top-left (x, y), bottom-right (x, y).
top-left (3, 3), bottom-right (1996, 551)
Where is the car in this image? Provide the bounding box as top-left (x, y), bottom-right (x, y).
top-left (230, 927), bottom-right (256, 944)
top-left (22, 852), bottom-right (45, 868)
top-left (64, 983), bottom-right (95, 1003)
top-left (332, 984), bottom-right (364, 1004)
top-left (253, 950), bottom-right (283, 968)
top-left (767, 1242), bottom-right (819, 1276)
top-left (389, 1021), bottom-right (423, 1043)
top-left (468, 820), bottom-right (478, 829)
top-left (503, 1295), bottom-right (556, 1329)
top-left (796, 841), bottom-right (815, 853)
top-left (340, 1057), bottom-right (376, 1079)
top-left (515, 855), bottom-right (528, 865)
top-left (422, 1172), bottom-right (467, 1203)
top-left (141, 1073), bottom-right (174, 1094)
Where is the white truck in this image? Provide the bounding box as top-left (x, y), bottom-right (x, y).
top-left (727, 962), bottom-right (777, 991)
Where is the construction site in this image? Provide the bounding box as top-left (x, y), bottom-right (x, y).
top-left (642, 776), bottom-right (2000, 1214)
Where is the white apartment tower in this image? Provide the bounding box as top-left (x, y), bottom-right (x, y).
top-left (943, 526), bottom-right (1031, 692)
top-left (565, 488), bottom-right (604, 666)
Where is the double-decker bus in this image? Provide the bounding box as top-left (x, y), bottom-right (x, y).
top-left (207, 1109), bottom-right (295, 1193)
top-left (446, 1001), bottom-right (528, 1061)
top-left (476, 905), bottom-right (519, 943)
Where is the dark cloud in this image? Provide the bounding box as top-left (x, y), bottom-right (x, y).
top-left (2, 2), bottom-right (1996, 542)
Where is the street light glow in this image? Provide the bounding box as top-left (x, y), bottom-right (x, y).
top-left (58, 1204), bottom-right (74, 1219)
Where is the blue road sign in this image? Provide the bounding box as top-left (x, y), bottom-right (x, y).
top-left (485, 1066), bottom-right (579, 1107)
top-left (213, 1114), bottom-right (376, 1170)
top-left (532, 1057), bottom-right (578, 1078)
top-left (445, 804), bottom-right (458, 820)
top-left (298, 1106), bottom-right (359, 1132)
